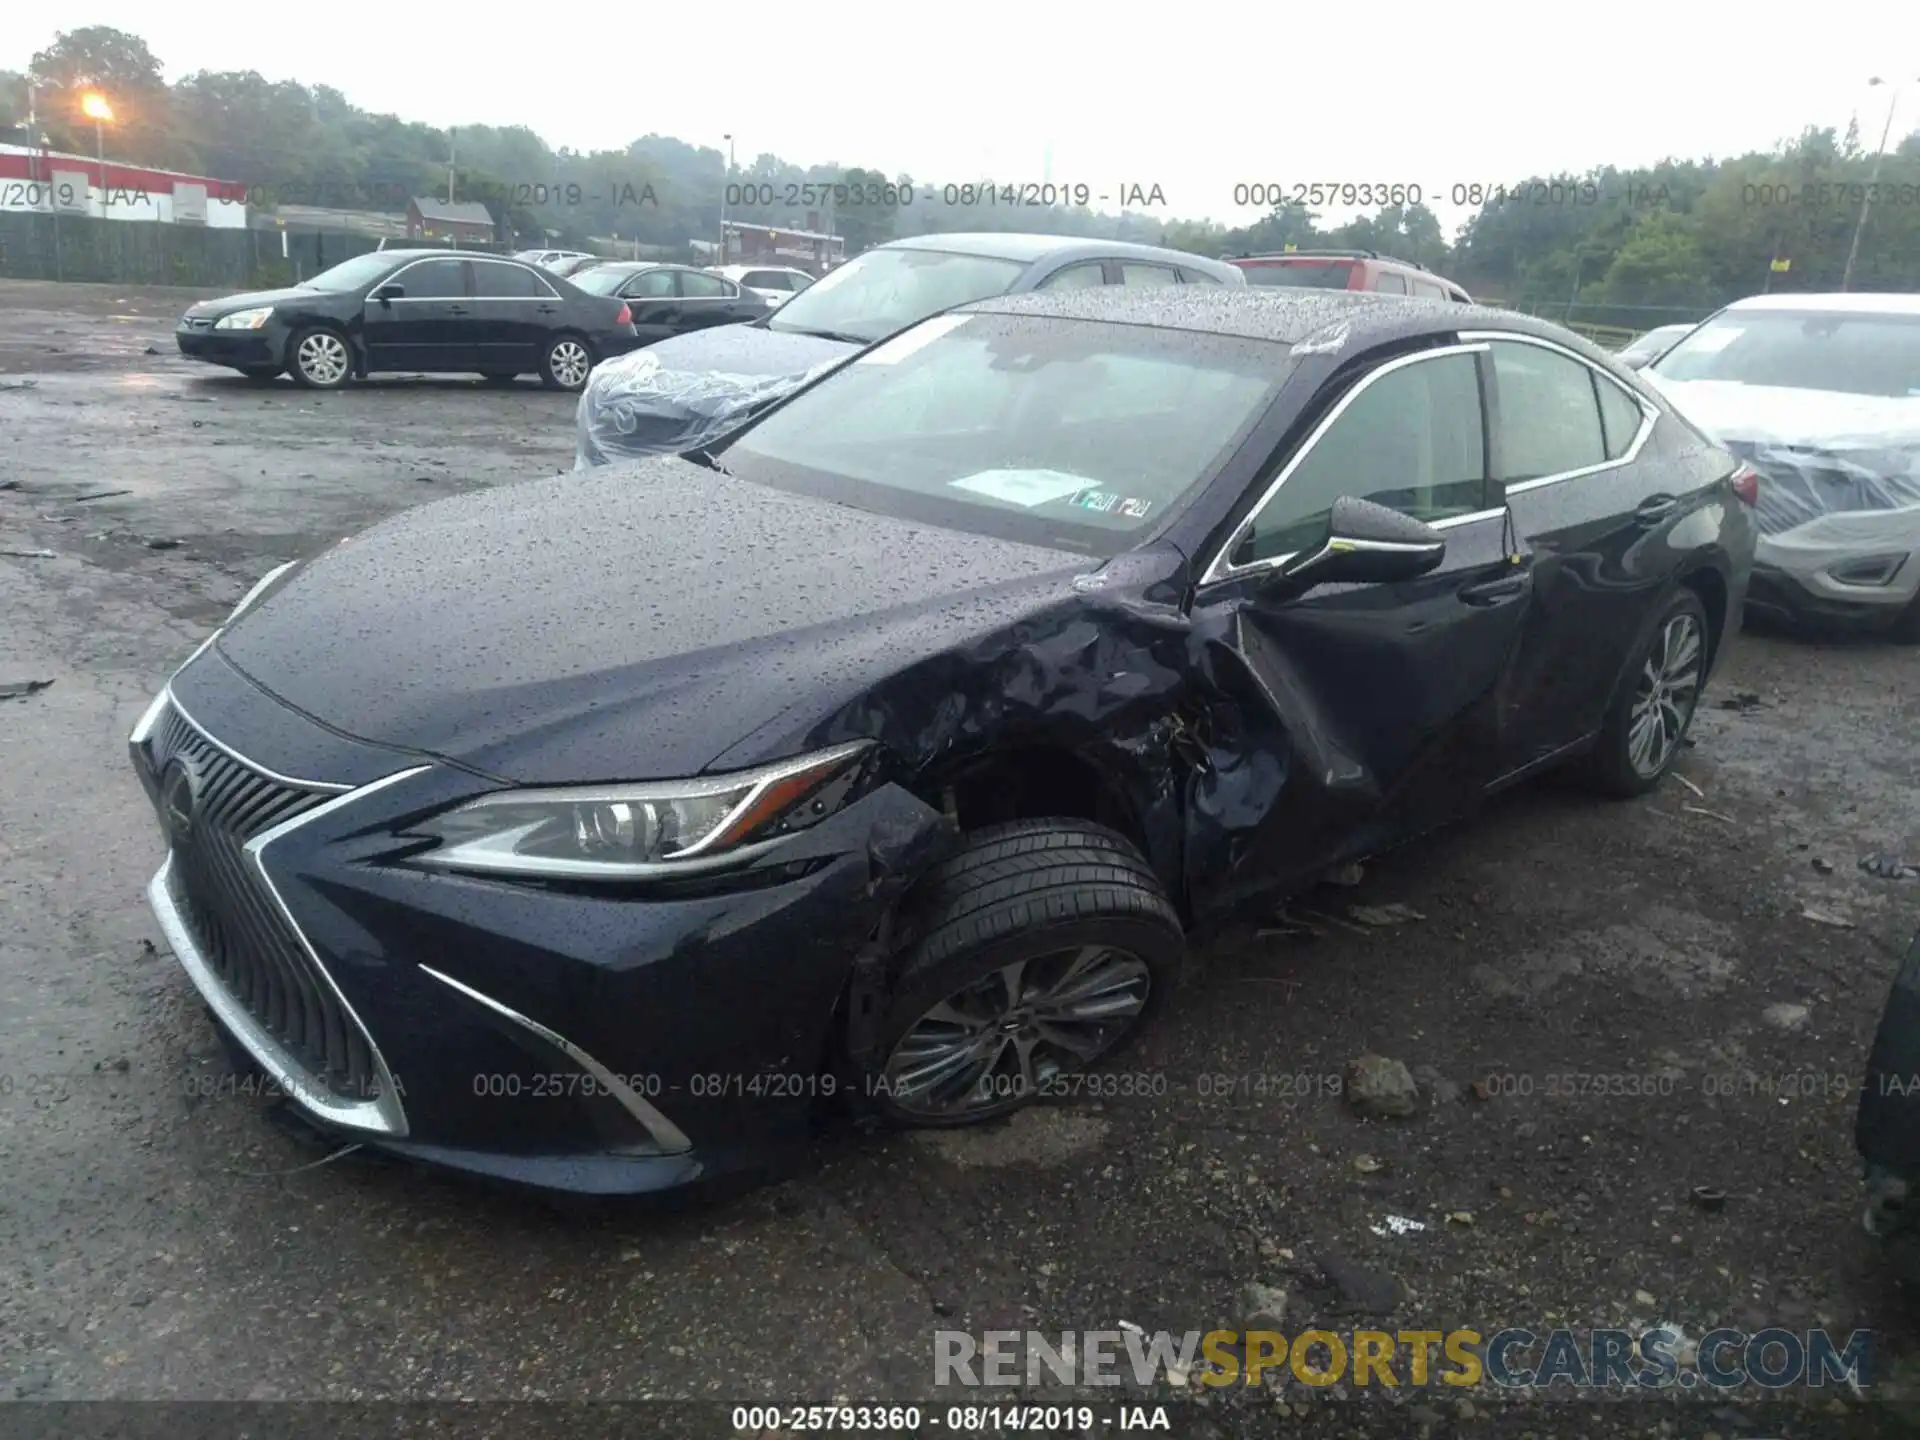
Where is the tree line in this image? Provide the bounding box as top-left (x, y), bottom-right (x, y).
top-left (4, 26), bottom-right (1918, 322)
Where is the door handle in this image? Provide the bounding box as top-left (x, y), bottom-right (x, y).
top-left (446, 305), bottom-right (471, 316)
top-left (1459, 574), bottom-right (1529, 607)
top-left (1633, 494), bottom-right (1679, 525)
top-left (537, 304), bottom-right (558, 314)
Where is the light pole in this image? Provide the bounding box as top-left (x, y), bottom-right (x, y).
top-left (80, 91), bottom-right (114, 216)
top-left (1842, 76), bottom-right (1915, 292)
top-left (719, 133), bottom-right (734, 264)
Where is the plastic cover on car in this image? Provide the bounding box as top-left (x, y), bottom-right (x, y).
top-left (1721, 437), bottom-right (1920, 538)
top-left (574, 348), bottom-right (841, 468)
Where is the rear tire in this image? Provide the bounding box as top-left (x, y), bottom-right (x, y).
top-left (540, 335), bottom-right (593, 392)
top-left (864, 819), bottom-right (1183, 1129)
top-left (286, 326), bottom-right (352, 389)
top-left (1581, 587), bottom-right (1710, 797)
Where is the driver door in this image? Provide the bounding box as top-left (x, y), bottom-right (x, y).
top-left (1185, 342), bottom-right (1535, 920)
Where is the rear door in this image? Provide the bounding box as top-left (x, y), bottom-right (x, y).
top-left (1471, 331), bottom-right (1687, 773)
top-left (467, 258), bottom-right (558, 372)
top-left (361, 257), bottom-right (471, 372)
top-left (676, 269), bottom-right (758, 331)
top-left (617, 267), bottom-right (682, 345)
top-left (1185, 341), bottom-right (1531, 918)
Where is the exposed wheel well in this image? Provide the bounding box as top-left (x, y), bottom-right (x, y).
top-left (923, 746), bottom-right (1149, 855)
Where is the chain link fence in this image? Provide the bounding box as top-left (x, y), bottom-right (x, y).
top-left (0, 213), bottom-right (388, 288)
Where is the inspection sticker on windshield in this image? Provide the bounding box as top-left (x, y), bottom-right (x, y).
top-left (1070, 490), bottom-right (1154, 519)
top-left (949, 469), bottom-right (1101, 507)
top-left (856, 313), bottom-right (972, 365)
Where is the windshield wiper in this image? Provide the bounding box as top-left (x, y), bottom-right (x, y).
top-left (681, 447), bottom-right (732, 475)
top-left (772, 324), bottom-right (871, 345)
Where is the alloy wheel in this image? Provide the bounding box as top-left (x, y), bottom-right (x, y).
top-left (548, 340), bottom-right (591, 389)
top-left (1627, 611), bottom-right (1702, 778)
top-left (296, 332), bottom-right (349, 386)
top-left (881, 945), bottom-right (1152, 1121)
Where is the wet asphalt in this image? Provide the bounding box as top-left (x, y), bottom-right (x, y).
top-left (1, 281), bottom-right (1918, 1439)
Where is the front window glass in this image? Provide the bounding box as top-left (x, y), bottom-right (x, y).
top-left (1652, 310), bottom-right (1920, 398)
top-left (303, 253), bottom-right (404, 292)
top-left (767, 247), bottom-right (1027, 343)
top-left (1237, 351), bottom-right (1487, 564)
top-left (721, 313), bottom-right (1288, 555)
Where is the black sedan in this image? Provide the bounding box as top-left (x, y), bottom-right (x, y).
top-left (174, 249), bottom-right (638, 392)
top-left (129, 287), bottom-right (1757, 1198)
top-left (568, 262), bottom-right (770, 346)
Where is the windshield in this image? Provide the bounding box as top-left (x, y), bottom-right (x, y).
top-left (571, 266), bottom-right (638, 296)
top-left (766, 247), bottom-right (1027, 343)
top-left (1653, 310), bottom-right (1920, 398)
top-left (301, 252), bottom-right (404, 293)
top-left (1240, 261), bottom-right (1355, 289)
top-left (721, 312), bottom-right (1287, 555)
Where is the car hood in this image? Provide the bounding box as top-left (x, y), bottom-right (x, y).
top-left (183, 287), bottom-right (325, 317)
top-left (639, 321), bottom-right (860, 377)
top-left (1648, 376), bottom-right (1920, 536)
top-left (214, 460), bottom-right (1091, 784)
top-left (1646, 376), bottom-right (1920, 449)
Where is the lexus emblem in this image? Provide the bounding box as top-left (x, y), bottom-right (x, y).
top-left (161, 759), bottom-right (200, 844)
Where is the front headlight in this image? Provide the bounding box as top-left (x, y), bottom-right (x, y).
top-left (413, 741), bottom-right (873, 879)
top-left (215, 306), bottom-right (275, 330)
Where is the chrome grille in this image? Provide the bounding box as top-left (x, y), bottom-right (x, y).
top-left (144, 705), bottom-right (380, 1102)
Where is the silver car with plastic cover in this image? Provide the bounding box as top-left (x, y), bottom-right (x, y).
top-left (1645, 293), bottom-right (1920, 639)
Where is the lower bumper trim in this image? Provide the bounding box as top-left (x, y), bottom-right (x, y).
top-left (419, 964), bottom-right (693, 1155)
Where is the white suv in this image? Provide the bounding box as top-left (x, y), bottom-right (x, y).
top-left (1645, 293), bottom-right (1920, 640)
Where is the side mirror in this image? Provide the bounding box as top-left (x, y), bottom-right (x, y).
top-left (1275, 496), bottom-right (1447, 590)
top-left (371, 283), bottom-right (404, 303)
top-left (1620, 352), bottom-right (1651, 370)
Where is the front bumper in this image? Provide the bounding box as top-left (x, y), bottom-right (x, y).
top-left (1750, 509), bottom-right (1920, 624)
top-left (176, 320), bottom-right (286, 369)
top-left (129, 646), bottom-right (947, 1196)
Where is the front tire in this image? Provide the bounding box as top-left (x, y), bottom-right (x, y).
top-left (1583, 587), bottom-right (1710, 797)
top-left (540, 335), bottom-right (593, 392)
top-left (287, 327), bottom-right (352, 389)
top-left (867, 819), bottom-right (1183, 1128)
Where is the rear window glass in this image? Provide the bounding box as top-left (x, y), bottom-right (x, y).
top-left (1240, 261), bottom-right (1355, 290)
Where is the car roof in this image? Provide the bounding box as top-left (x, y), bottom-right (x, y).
top-left (957, 286), bottom-right (1594, 354)
top-left (877, 230), bottom-right (1236, 273)
top-left (1723, 292), bottom-right (1920, 315)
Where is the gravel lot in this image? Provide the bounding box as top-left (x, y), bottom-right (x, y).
top-left (2, 280), bottom-right (1918, 1439)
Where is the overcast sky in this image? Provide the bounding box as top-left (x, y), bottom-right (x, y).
top-left (7, 1), bottom-right (1920, 235)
